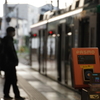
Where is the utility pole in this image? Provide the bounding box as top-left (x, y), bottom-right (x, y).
top-left (57, 0), bottom-right (59, 10)
top-left (16, 8), bottom-right (19, 51)
top-left (5, 0), bottom-right (7, 3)
top-left (51, 0), bottom-right (53, 11)
top-left (16, 8), bottom-right (19, 38)
top-left (4, 0), bottom-right (9, 27)
top-left (2, 0), bottom-right (9, 36)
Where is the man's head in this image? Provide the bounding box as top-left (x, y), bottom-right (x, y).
top-left (6, 26), bottom-right (15, 37)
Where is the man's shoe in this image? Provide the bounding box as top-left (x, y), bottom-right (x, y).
top-left (15, 96), bottom-right (25, 100)
top-left (4, 95), bottom-right (13, 99)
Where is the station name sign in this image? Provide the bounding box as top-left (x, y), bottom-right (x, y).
top-left (76, 50), bottom-right (95, 54)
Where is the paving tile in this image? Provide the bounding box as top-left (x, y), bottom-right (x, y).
top-left (29, 81), bottom-right (54, 92)
top-left (41, 92), bottom-right (67, 100)
top-left (64, 93), bottom-right (81, 100)
top-left (0, 73), bottom-right (29, 100)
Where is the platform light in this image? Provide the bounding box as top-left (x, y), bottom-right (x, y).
top-left (48, 31), bottom-right (53, 35)
top-left (57, 34), bottom-right (60, 37)
top-left (33, 33), bottom-right (37, 37)
top-left (52, 34), bottom-right (56, 37)
top-left (48, 31), bottom-right (54, 35)
top-left (68, 32), bottom-right (72, 35)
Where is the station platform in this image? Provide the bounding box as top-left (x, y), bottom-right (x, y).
top-left (0, 63), bottom-right (81, 100)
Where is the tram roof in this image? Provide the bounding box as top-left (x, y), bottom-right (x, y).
top-left (30, 8), bottom-right (83, 28)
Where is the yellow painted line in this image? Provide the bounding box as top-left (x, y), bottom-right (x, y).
top-left (80, 65), bottom-right (94, 69)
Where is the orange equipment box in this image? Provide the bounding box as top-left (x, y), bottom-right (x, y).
top-left (71, 48), bottom-right (100, 89)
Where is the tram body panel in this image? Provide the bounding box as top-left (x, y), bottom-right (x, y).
top-left (30, 2), bottom-right (100, 88)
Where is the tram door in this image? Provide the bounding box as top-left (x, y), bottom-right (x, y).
top-left (57, 23), bottom-right (72, 86)
top-left (57, 24), bottom-right (63, 82)
top-left (79, 17), bottom-right (90, 47)
top-left (38, 29), bottom-right (46, 74)
top-left (64, 25), bottom-right (72, 86)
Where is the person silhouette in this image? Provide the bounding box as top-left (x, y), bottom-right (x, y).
top-left (2, 26), bottom-right (25, 100)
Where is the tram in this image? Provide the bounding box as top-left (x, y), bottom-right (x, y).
top-left (30, 0), bottom-right (100, 88)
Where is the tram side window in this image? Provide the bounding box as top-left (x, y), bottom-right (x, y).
top-left (75, 1), bottom-right (79, 9)
top-left (84, 0), bottom-right (99, 4)
top-left (38, 14), bottom-right (43, 21)
top-left (68, 5), bottom-right (72, 11)
top-left (92, 0), bottom-right (99, 3)
top-left (84, 0), bottom-right (92, 4)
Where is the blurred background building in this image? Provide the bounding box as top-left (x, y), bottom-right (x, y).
top-left (0, 2), bottom-right (57, 51)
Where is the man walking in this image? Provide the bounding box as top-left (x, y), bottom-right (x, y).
top-left (2, 26), bottom-right (25, 100)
